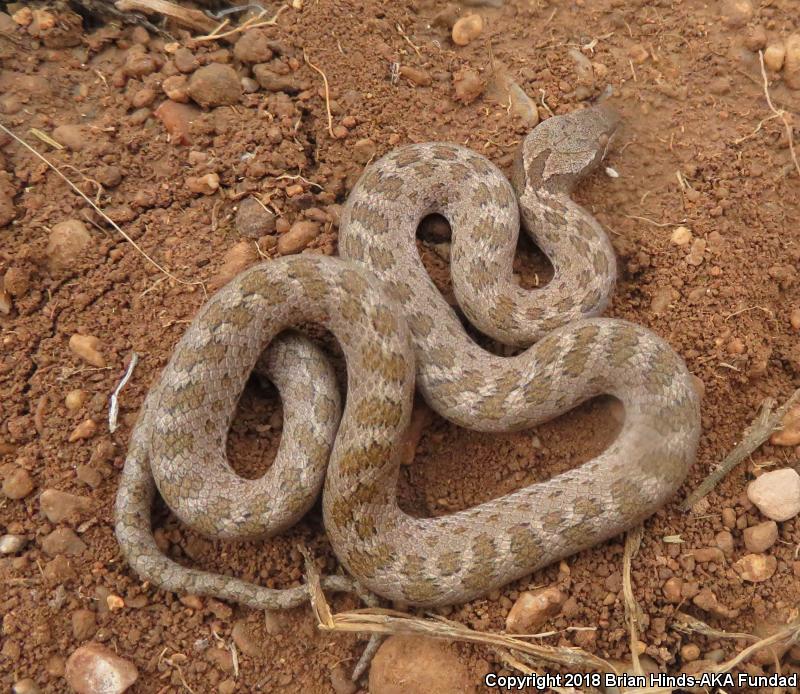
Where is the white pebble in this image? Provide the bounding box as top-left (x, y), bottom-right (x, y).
top-left (747, 468), bottom-right (800, 521)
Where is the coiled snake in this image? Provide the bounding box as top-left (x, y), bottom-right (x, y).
top-left (115, 105), bottom-right (701, 610)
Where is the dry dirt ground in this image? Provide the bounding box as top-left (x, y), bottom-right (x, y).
top-left (1, 0), bottom-right (800, 692)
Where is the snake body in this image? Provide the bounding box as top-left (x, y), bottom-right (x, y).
top-left (115, 105), bottom-right (701, 609)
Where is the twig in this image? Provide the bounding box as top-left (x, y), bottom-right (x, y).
top-left (0, 123), bottom-right (206, 296)
top-left (115, 0), bottom-right (219, 33)
top-left (304, 50), bottom-right (335, 139)
top-left (193, 5), bottom-right (288, 42)
top-left (682, 388), bottom-right (800, 511)
top-left (108, 352), bottom-right (138, 434)
top-left (29, 128), bottom-right (63, 149)
top-left (671, 611), bottom-right (759, 643)
top-left (622, 525), bottom-right (645, 677)
top-left (624, 214), bottom-right (687, 228)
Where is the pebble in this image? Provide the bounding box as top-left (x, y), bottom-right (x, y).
top-left (235, 197), bottom-right (276, 238)
top-left (714, 530), bottom-right (734, 555)
top-left (649, 286), bottom-right (674, 315)
top-left (65, 642), bottom-right (138, 693)
top-left (734, 553), bottom-right (777, 582)
top-left (154, 101), bottom-right (200, 145)
top-left (188, 63), bottom-right (242, 107)
top-left (680, 644), bottom-right (700, 662)
top-left (72, 609), bottom-right (97, 640)
top-left (12, 680), bottom-right (41, 694)
top-left (353, 138), bottom-right (377, 164)
top-left (174, 47), bottom-right (198, 73)
top-left (163, 74), bottom-right (189, 103)
top-left (69, 419), bottom-right (97, 442)
top-left (452, 14), bottom-right (483, 46)
top-left (219, 681), bottom-right (236, 694)
top-left (329, 664), bottom-right (357, 694)
top-left (508, 81), bottom-right (539, 126)
top-left (743, 25), bottom-right (767, 52)
top-left (686, 237), bottom-right (706, 265)
top-left (692, 588), bottom-right (732, 617)
top-left (771, 405), bottom-right (800, 446)
top-left (789, 307), bottom-right (800, 331)
top-left (662, 577), bottom-right (682, 603)
top-left (505, 586), bottom-right (565, 633)
top-left (452, 68), bottom-right (484, 103)
top-left (209, 241), bottom-right (259, 289)
top-left (231, 620), bottom-right (261, 658)
top-left (721, 507), bottom-right (736, 528)
top-left (0, 534), bottom-right (27, 554)
top-left (69, 334), bottom-right (106, 367)
top-left (40, 488), bottom-right (93, 524)
top-left (3, 467), bottom-right (34, 499)
top-left (628, 44), bottom-right (649, 64)
top-left (278, 220), bottom-right (320, 255)
top-left (763, 42), bottom-right (786, 72)
top-left (65, 389), bottom-right (88, 411)
top-left (95, 165), bottom-right (122, 188)
top-left (693, 547), bottom-right (724, 563)
top-left (47, 219), bottom-right (91, 272)
top-left (784, 34), bottom-right (800, 89)
top-left (720, 0), bottom-right (753, 27)
top-left (0, 193), bottom-right (15, 227)
top-left (569, 48), bottom-right (594, 87)
top-left (186, 172), bottom-right (220, 195)
top-left (744, 520), bottom-right (778, 552)
top-left (399, 66), bottom-right (432, 87)
top-left (746, 468), bottom-right (800, 521)
top-left (369, 636), bottom-right (475, 694)
top-left (670, 226), bottom-right (692, 245)
top-left (252, 65), bottom-right (300, 93)
top-left (234, 29), bottom-right (273, 63)
top-left (42, 527), bottom-right (87, 556)
top-left (52, 124), bottom-right (89, 151)
top-left (4, 267), bottom-right (30, 297)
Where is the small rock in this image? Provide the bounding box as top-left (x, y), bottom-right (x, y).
top-left (505, 586), bottom-right (565, 633)
top-left (628, 43), bottom-right (649, 64)
top-left (783, 34), bottom-right (800, 89)
top-left (65, 389), bottom-right (88, 411)
top-left (3, 467), bottom-right (34, 499)
top-left (569, 48), bottom-right (594, 87)
top-left (693, 547), bottom-right (725, 563)
top-left (163, 74), bottom-right (189, 103)
top-left (235, 198), bottom-right (276, 238)
top-left (12, 680), bottom-right (40, 694)
top-left (680, 644), bottom-right (700, 662)
top-left (744, 520), bottom-right (778, 553)
top-left (209, 241), bottom-right (259, 290)
top-left (789, 307), bottom-right (800, 331)
top-left (452, 14), bottom-right (483, 46)
top-left (186, 173), bottom-right (220, 195)
top-left (123, 49), bottom-right (156, 78)
top-left (231, 620), bottom-right (261, 658)
top-left (453, 68), bottom-right (485, 103)
top-left (721, 507), bottom-right (736, 528)
top-left (662, 577), bottom-right (682, 603)
top-left (68, 418), bottom-right (97, 442)
top-left (0, 193), bottom-right (15, 228)
top-left (52, 125), bottom-right (89, 151)
top-left (353, 138), bottom-right (377, 164)
top-left (720, 0), bottom-right (753, 28)
top-left (95, 166), bottom-right (122, 188)
top-left (743, 25), bottom-right (767, 52)
top-left (188, 63), bottom-right (242, 107)
top-left (747, 468), bottom-right (800, 521)
top-left (218, 681), bottom-right (236, 694)
top-left (369, 636), bottom-right (476, 694)
top-left (670, 226), bottom-right (692, 245)
top-left (771, 405), bottom-right (800, 446)
top-left (714, 530), bottom-right (734, 555)
top-left (40, 489), bottom-right (93, 524)
top-left (330, 664), bottom-right (357, 694)
top-left (507, 81), bottom-right (539, 126)
top-left (72, 609), bottom-right (97, 640)
top-left (42, 528), bottom-right (87, 556)
top-left (734, 553), bottom-right (778, 582)
top-left (686, 237), bottom-right (706, 265)
top-left (65, 642), bottom-right (138, 693)
top-left (234, 29), bottom-right (273, 63)
top-left (650, 287), bottom-right (674, 315)
top-left (154, 101), bottom-right (200, 145)
top-left (0, 534), bottom-right (27, 554)
top-left (399, 66), bottom-right (432, 87)
top-left (47, 219), bottom-right (91, 272)
top-left (277, 220), bottom-right (320, 255)
top-left (763, 42), bottom-right (786, 72)
top-left (4, 266), bottom-right (31, 296)
top-left (173, 47), bottom-right (198, 73)
top-left (69, 334), bottom-right (105, 367)
top-left (252, 65), bottom-right (300, 93)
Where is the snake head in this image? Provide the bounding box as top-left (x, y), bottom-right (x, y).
top-left (513, 104), bottom-right (621, 195)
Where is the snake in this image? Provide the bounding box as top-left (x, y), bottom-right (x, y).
top-left (115, 104), bottom-right (701, 610)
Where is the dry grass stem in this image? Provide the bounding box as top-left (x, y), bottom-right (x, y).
top-left (622, 525), bottom-right (645, 676)
top-left (115, 0), bottom-right (218, 33)
top-left (304, 50), bottom-right (335, 138)
top-left (0, 123), bottom-right (206, 296)
top-left (682, 388), bottom-right (800, 510)
top-left (193, 5), bottom-right (289, 42)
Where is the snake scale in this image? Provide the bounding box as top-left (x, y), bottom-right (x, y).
top-left (115, 105), bottom-right (701, 609)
